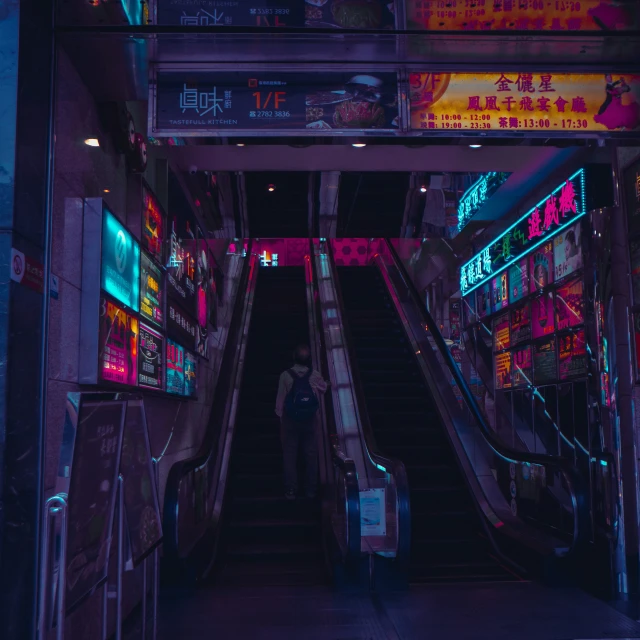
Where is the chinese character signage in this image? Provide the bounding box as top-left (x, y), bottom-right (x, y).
top-left (493, 312), bottom-right (510, 351)
top-left (410, 73), bottom-right (640, 133)
top-left (559, 329), bottom-right (588, 380)
top-left (555, 277), bottom-right (585, 330)
top-left (495, 351), bottom-right (512, 390)
top-left (140, 252), bottom-right (164, 328)
top-left (458, 172), bottom-right (509, 231)
top-left (510, 302), bottom-right (531, 346)
top-left (185, 351), bottom-right (197, 398)
top-left (534, 337), bottom-right (557, 384)
top-left (166, 340), bottom-right (185, 395)
top-left (138, 323), bottom-right (164, 390)
top-left (532, 292), bottom-right (555, 340)
top-left (101, 208), bottom-right (140, 312)
top-left (508, 258), bottom-right (528, 305)
top-left (460, 168), bottom-right (588, 296)
top-left (407, 0), bottom-right (638, 32)
top-left (167, 300), bottom-right (197, 350)
top-left (142, 184), bottom-right (164, 263)
top-left (99, 297), bottom-right (138, 386)
top-left (553, 221), bottom-right (583, 281)
top-left (529, 241), bottom-right (554, 293)
top-left (153, 71), bottom-right (399, 135)
top-left (167, 218), bottom-right (197, 314)
top-left (512, 346), bottom-right (532, 388)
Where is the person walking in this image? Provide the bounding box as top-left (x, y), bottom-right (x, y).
top-left (275, 344), bottom-right (328, 500)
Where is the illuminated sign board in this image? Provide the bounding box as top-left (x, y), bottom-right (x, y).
top-left (460, 168), bottom-right (587, 296)
top-left (185, 351), bottom-right (197, 398)
top-left (138, 323), bottom-right (164, 390)
top-left (410, 73), bottom-right (640, 133)
top-left (140, 252), bottom-right (164, 328)
top-left (407, 0), bottom-right (638, 32)
top-left (167, 300), bottom-right (197, 350)
top-left (99, 297), bottom-right (138, 386)
top-left (458, 172), bottom-right (509, 231)
top-left (166, 218), bottom-right (196, 314)
top-left (166, 340), bottom-right (185, 395)
top-left (101, 208), bottom-right (140, 312)
top-left (142, 184), bottom-right (164, 263)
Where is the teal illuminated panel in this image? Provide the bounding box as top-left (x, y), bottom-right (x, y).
top-left (101, 207), bottom-right (140, 312)
top-left (458, 172), bottom-right (509, 232)
top-left (460, 168), bottom-right (587, 297)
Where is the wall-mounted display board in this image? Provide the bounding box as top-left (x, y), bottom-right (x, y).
top-left (57, 393), bottom-right (127, 613)
top-left (140, 251), bottom-right (164, 328)
top-left (166, 217), bottom-right (197, 315)
top-left (99, 297), bottom-right (139, 387)
top-left (553, 221), bottom-right (583, 282)
top-left (559, 329), bottom-right (588, 380)
top-left (531, 291), bottom-right (555, 339)
top-left (196, 242), bottom-right (210, 359)
top-left (625, 156), bottom-right (640, 237)
top-left (533, 337), bottom-right (557, 385)
top-left (152, 71), bottom-right (400, 136)
top-left (555, 277), bottom-right (585, 330)
top-left (166, 339), bottom-right (185, 395)
top-left (510, 302), bottom-right (531, 346)
top-left (167, 300), bottom-right (197, 351)
top-left (141, 182), bottom-right (165, 264)
top-left (138, 323), bottom-right (164, 390)
top-left (512, 345), bottom-right (532, 388)
top-left (185, 350), bottom-right (197, 398)
top-left (529, 240), bottom-right (554, 293)
top-left (493, 312), bottom-right (510, 352)
top-left (476, 281), bottom-right (491, 319)
top-left (410, 73), bottom-right (640, 134)
top-left (508, 257), bottom-right (529, 305)
top-left (495, 351), bottom-right (512, 390)
top-left (491, 271), bottom-right (509, 313)
top-left (406, 0), bottom-right (639, 32)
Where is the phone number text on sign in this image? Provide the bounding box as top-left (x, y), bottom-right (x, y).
top-left (409, 72), bottom-right (640, 133)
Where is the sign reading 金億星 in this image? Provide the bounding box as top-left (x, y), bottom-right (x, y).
top-left (407, 0), bottom-right (638, 32)
top-left (152, 71), bottom-right (399, 136)
top-left (460, 168), bottom-right (590, 297)
top-left (410, 73), bottom-right (640, 133)
top-left (458, 172), bottom-right (509, 231)
top-left (101, 208), bottom-right (140, 312)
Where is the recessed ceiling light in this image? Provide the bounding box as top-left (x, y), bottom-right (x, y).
top-left (420, 186), bottom-right (427, 193)
top-left (268, 184), bottom-right (275, 192)
top-left (84, 138), bottom-right (100, 147)
top-left (469, 144), bottom-right (482, 149)
top-left (352, 143), bottom-right (366, 148)
top-left (236, 143), bottom-right (245, 147)
top-left (103, 189), bottom-right (110, 193)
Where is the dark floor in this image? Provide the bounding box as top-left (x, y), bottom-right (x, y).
top-left (157, 582), bottom-right (640, 640)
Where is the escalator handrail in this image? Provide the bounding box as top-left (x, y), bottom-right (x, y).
top-left (326, 245), bottom-right (411, 568)
top-left (383, 239), bottom-right (590, 554)
top-left (307, 244), bottom-right (361, 563)
top-left (163, 242), bottom-right (255, 559)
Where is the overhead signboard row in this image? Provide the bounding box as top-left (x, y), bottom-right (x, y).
top-left (150, 71), bottom-right (640, 136)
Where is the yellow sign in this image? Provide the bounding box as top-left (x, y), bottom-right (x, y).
top-left (410, 72), bottom-right (640, 132)
top-left (407, 0), bottom-right (638, 31)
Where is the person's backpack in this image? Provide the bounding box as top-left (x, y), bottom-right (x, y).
top-left (284, 369), bottom-right (319, 422)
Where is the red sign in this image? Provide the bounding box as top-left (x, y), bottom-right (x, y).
top-left (142, 185), bottom-right (164, 263)
top-left (99, 297), bottom-right (138, 386)
top-left (10, 248), bottom-right (44, 293)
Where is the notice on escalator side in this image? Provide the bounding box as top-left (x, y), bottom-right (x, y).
top-left (360, 488), bottom-right (386, 537)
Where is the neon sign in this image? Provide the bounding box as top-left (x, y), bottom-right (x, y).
top-left (460, 168), bottom-right (587, 296)
top-left (458, 172), bottom-right (509, 231)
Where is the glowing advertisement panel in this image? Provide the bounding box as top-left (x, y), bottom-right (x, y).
top-left (491, 272), bottom-right (508, 313)
top-left (534, 337), bottom-right (557, 384)
top-left (555, 277), bottom-right (585, 330)
top-left (184, 350), bottom-right (197, 398)
top-left (476, 281), bottom-right (491, 319)
top-left (553, 221), bottom-right (583, 281)
top-left (142, 184), bottom-right (164, 263)
top-left (407, 0), bottom-right (639, 32)
top-left (510, 302), bottom-right (531, 346)
top-left (457, 172), bottom-right (509, 231)
top-left (140, 251), bottom-right (164, 328)
top-left (166, 340), bottom-right (185, 395)
top-left (101, 208), bottom-right (140, 312)
top-left (495, 351), bottom-right (512, 390)
top-left (531, 292), bottom-right (555, 339)
top-left (138, 323), bottom-right (164, 390)
top-left (508, 257), bottom-right (528, 305)
top-left (529, 240), bottom-right (554, 293)
top-left (99, 297), bottom-right (138, 386)
top-left (410, 73), bottom-right (640, 133)
top-left (512, 345), bottom-right (533, 389)
top-left (460, 168), bottom-right (589, 296)
top-left (493, 312), bottom-right (510, 352)
top-left (558, 329), bottom-right (588, 380)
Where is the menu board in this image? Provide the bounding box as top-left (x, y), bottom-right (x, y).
top-left (630, 239), bottom-right (640, 306)
top-left (531, 292), bottom-right (555, 340)
top-left (491, 272), bottom-right (508, 313)
top-left (559, 330), bottom-right (588, 380)
top-left (138, 324), bottom-right (164, 391)
top-left (166, 218), bottom-right (197, 315)
top-left (476, 282), bottom-right (491, 319)
top-left (167, 300), bottom-right (197, 350)
top-left (99, 297), bottom-right (138, 387)
top-left (554, 221), bottom-right (583, 282)
top-left (534, 337), bottom-right (557, 384)
top-left (409, 73), bottom-right (640, 133)
top-left (101, 208), bottom-right (140, 312)
top-left (141, 184), bottom-right (164, 263)
top-left (140, 252), bottom-right (163, 328)
top-left (508, 258), bottom-right (528, 305)
top-left (555, 277), bottom-right (585, 330)
top-left (166, 340), bottom-right (185, 395)
top-left (512, 345), bottom-right (533, 388)
top-left (185, 351), bottom-right (197, 398)
top-left (495, 351), bottom-right (512, 390)
top-left (510, 302), bottom-right (531, 346)
top-left (154, 71), bottom-right (400, 134)
top-left (493, 313), bottom-right (510, 352)
top-left (63, 398), bottom-right (126, 612)
top-left (529, 240), bottom-right (554, 293)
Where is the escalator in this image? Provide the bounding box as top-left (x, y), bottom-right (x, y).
top-left (214, 266), bottom-right (326, 586)
top-left (337, 266), bottom-right (518, 583)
